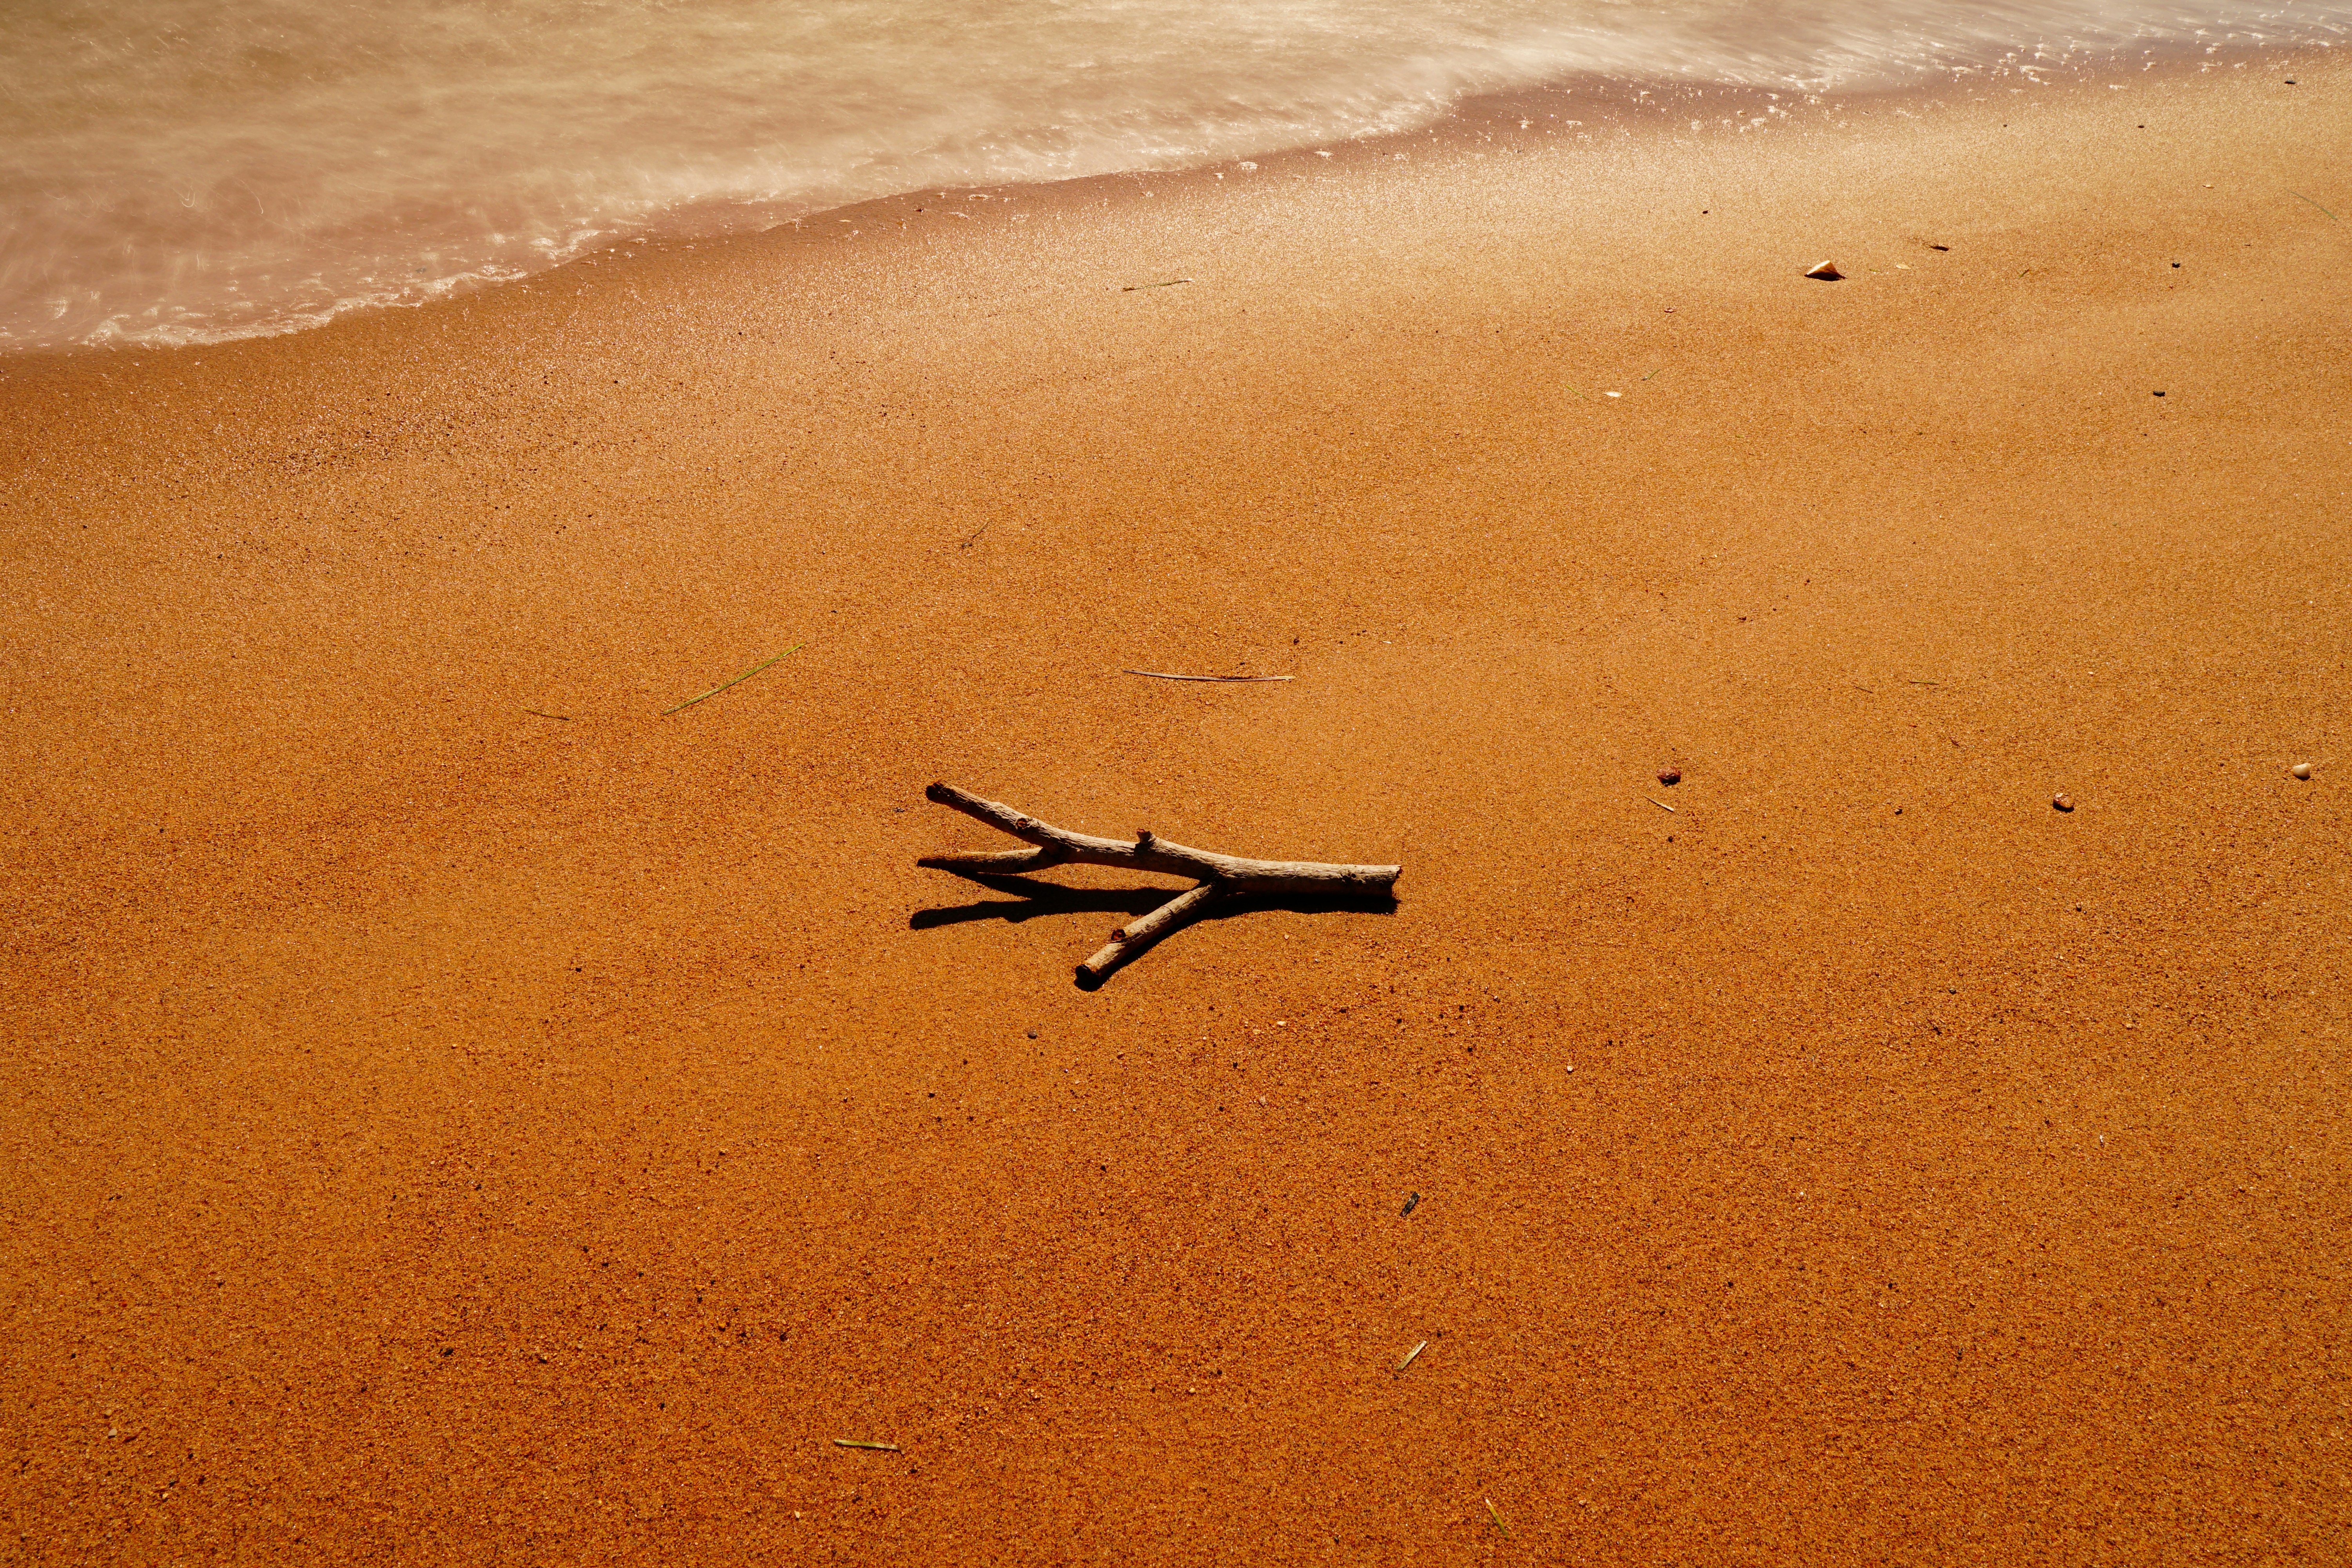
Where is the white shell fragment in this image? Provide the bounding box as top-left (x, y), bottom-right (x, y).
top-left (1804, 260), bottom-right (1844, 279)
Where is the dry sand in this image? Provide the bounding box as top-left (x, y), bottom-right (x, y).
top-left (3, 54), bottom-right (2347, 1563)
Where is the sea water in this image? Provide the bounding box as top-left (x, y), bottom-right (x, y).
top-left (0, 0), bottom-right (2339, 351)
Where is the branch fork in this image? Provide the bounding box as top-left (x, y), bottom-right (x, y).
top-left (916, 782), bottom-right (1401, 984)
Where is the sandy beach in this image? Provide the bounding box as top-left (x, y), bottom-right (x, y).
top-left (3, 53), bottom-right (2347, 1562)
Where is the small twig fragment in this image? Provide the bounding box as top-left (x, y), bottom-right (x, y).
top-left (1122, 670), bottom-right (1293, 683)
top-left (1396, 1340), bottom-right (1428, 1374)
top-left (832, 1439), bottom-right (900, 1452)
top-left (1645, 797), bottom-right (1677, 813)
top-left (1486, 1498), bottom-right (1513, 1539)
top-left (1122, 278), bottom-right (1192, 291)
top-left (663, 644), bottom-right (804, 715)
top-left (522, 709), bottom-right (571, 720)
top-left (1401, 1191), bottom-right (1421, 1218)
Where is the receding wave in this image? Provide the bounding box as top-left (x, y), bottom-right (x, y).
top-left (1, 0), bottom-right (2341, 351)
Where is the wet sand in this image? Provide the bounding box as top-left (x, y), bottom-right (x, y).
top-left (3, 55), bottom-right (2347, 1563)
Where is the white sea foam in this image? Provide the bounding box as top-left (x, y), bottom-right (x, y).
top-left (0, 0), bottom-right (2339, 350)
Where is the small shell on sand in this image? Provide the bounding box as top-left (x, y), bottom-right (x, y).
top-left (1804, 260), bottom-right (1844, 279)
top-left (2292, 762), bottom-right (2313, 780)
top-left (2052, 793), bottom-right (2075, 812)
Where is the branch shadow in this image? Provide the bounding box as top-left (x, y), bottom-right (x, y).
top-left (911, 871), bottom-right (1397, 988)
top-left (908, 874), bottom-right (1172, 930)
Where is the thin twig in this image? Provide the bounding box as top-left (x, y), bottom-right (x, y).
top-left (1079, 882), bottom-right (1224, 981)
top-left (1645, 797), bottom-right (1676, 813)
top-left (1122, 278), bottom-right (1192, 291)
top-left (958, 522), bottom-right (991, 550)
top-left (1396, 1340), bottom-right (1428, 1374)
top-left (522, 709), bottom-right (571, 720)
top-left (1121, 670), bottom-right (1293, 683)
top-left (662, 644), bottom-right (804, 715)
top-left (832, 1439), bottom-right (900, 1452)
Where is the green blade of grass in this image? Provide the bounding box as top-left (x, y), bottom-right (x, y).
top-left (663, 644), bottom-right (804, 715)
top-left (2288, 189), bottom-right (2341, 222)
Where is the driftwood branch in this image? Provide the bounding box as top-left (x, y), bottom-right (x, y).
top-left (916, 782), bottom-right (1401, 984)
top-left (918, 783), bottom-right (1399, 893)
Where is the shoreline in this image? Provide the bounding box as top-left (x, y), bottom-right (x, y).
top-left (1, 39), bottom-right (2334, 364)
top-left (4, 52), bottom-right (2348, 1564)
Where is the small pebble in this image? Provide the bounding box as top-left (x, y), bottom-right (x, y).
top-left (2052, 793), bottom-right (2075, 812)
top-left (2291, 762), bottom-right (2312, 780)
top-left (1658, 768), bottom-right (1681, 786)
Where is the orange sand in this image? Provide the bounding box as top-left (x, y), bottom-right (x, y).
top-left (2, 56), bottom-right (2347, 1563)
